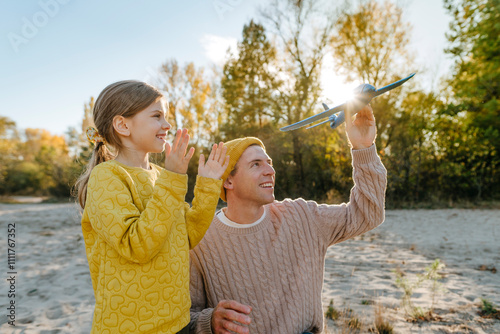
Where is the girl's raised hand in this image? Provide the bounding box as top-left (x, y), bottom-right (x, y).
top-left (164, 129), bottom-right (195, 174)
top-left (198, 142), bottom-right (230, 180)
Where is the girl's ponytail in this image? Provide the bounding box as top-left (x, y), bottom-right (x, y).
top-left (75, 141), bottom-right (114, 209)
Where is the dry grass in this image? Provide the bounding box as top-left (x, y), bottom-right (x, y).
top-left (370, 302), bottom-right (393, 334)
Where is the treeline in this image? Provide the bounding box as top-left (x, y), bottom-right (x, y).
top-left (0, 125), bottom-right (79, 197)
top-left (0, 0), bottom-right (498, 207)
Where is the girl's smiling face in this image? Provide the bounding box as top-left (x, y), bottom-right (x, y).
top-left (125, 99), bottom-right (171, 154)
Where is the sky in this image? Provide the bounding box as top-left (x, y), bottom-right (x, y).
top-left (0, 0), bottom-right (453, 136)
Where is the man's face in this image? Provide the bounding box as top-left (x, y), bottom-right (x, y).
top-left (225, 145), bottom-right (275, 206)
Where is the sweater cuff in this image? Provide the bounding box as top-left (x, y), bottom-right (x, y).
top-left (195, 175), bottom-right (223, 194)
top-left (158, 169), bottom-right (188, 190)
top-left (199, 308), bottom-right (214, 334)
top-left (154, 169), bottom-right (188, 202)
top-left (351, 144), bottom-right (380, 166)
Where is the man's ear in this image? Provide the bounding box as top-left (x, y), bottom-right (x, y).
top-left (113, 115), bottom-right (130, 136)
top-left (223, 176), bottom-right (234, 191)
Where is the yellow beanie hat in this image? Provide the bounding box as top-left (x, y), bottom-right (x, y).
top-left (220, 137), bottom-right (265, 202)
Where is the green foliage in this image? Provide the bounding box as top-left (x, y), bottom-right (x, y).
top-left (49, 159), bottom-right (82, 197)
top-left (3, 162), bottom-right (45, 195)
top-left (444, 0), bottom-right (500, 123)
top-left (478, 298), bottom-right (500, 319)
top-left (394, 259), bottom-right (446, 321)
top-left (384, 91), bottom-right (439, 204)
top-left (0, 116), bottom-right (19, 193)
top-left (480, 298), bottom-right (497, 314)
top-left (0, 116), bottom-right (82, 197)
top-left (431, 113), bottom-right (498, 201)
top-left (221, 20), bottom-right (278, 138)
top-left (443, 0), bottom-right (500, 199)
top-left (325, 299), bottom-right (340, 320)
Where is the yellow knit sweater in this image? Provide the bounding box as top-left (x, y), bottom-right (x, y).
top-left (81, 160), bottom-right (222, 334)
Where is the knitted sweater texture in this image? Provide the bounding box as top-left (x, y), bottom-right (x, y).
top-left (81, 160), bottom-right (222, 334)
top-left (189, 145), bottom-right (387, 334)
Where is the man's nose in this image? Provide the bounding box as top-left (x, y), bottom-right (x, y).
top-left (264, 164), bottom-right (275, 175)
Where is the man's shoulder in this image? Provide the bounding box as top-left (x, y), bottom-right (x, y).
top-left (270, 198), bottom-right (315, 213)
top-left (265, 199), bottom-right (321, 228)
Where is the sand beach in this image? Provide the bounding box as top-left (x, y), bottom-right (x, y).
top-left (0, 203), bottom-right (498, 333)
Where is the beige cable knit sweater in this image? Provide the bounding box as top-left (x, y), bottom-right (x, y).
top-left (189, 145), bottom-right (387, 334)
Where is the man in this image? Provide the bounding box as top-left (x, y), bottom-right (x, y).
top-left (189, 105), bottom-right (387, 334)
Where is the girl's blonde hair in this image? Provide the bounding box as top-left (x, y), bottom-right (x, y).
top-left (75, 80), bottom-right (163, 209)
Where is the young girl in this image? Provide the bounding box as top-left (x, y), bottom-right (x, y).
top-left (75, 80), bottom-right (229, 334)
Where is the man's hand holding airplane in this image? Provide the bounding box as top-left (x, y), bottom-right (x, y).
top-left (345, 103), bottom-right (377, 150)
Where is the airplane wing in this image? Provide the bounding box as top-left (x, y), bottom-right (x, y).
top-left (306, 111), bottom-right (342, 129)
top-left (373, 73), bottom-right (415, 97)
top-left (280, 72), bottom-right (415, 132)
top-left (280, 103), bottom-right (346, 131)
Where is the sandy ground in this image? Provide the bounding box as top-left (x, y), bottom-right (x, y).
top-left (323, 209), bottom-right (500, 333)
top-left (0, 204), bottom-right (499, 333)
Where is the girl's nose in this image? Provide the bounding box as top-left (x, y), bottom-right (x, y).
top-left (162, 119), bottom-right (171, 131)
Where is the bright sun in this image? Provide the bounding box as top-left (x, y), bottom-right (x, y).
top-left (200, 38), bottom-right (359, 108)
top-left (320, 57), bottom-right (357, 106)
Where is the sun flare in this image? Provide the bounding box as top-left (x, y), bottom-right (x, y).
top-left (320, 57), bottom-right (358, 105)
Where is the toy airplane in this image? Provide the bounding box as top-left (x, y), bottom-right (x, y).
top-left (280, 73), bottom-right (415, 131)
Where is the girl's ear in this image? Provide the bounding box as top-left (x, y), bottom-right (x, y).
top-left (113, 115), bottom-right (130, 136)
top-left (223, 176), bottom-right (233, 190)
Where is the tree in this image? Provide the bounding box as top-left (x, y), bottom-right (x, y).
top-left (221, 20), bottom-right (279, 138)
top-left (157, 59), bottom-right (185, 131)
top-left (330, 0), bottom-right (412, 86)
top-left (260, 0), bottom-right (337, 197)
top-left (0, 116), bottom-right (19, 194)
top-left (443, 0), bottom-right (500, 199)
top-left (157, 59), bottom-right (221, 200)
top-left (444, 0), bottom-right (499, 124)
top-left (207, 64), bottom-right (226, 141)
top-left (0, 116), bottom-right (19, 160)
top-left (330, 0), bottom-right (415, 150)
top-left (157, 59), bottom-right (217, 145)
top-left (22, 128), bottom-right (68, 162)
top-left (183, 63), bottom-right (214, 145)
top-left (66, 97), bottom-right (95, 159)
top-left (0, 122), bottom-right (76, 196)
top-left (384, 91), bottom-right (440, 204)
top-left (22, 128), bottom-right (74, 196)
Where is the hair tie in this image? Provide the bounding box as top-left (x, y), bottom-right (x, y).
top-left (86, 127), bottom-right (105, 145)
